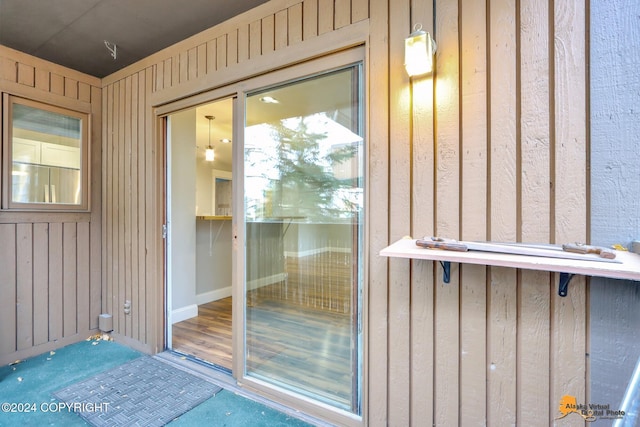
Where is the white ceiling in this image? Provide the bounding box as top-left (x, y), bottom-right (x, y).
top-left (0, 0), bottom-right (269, 77)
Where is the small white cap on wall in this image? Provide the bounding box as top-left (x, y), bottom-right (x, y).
top-left (98, 313), bottom-right (113, 332)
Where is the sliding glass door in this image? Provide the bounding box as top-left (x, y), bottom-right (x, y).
top-left (243, 63), bottom-right (364, 414)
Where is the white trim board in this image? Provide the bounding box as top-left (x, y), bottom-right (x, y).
top-left (246, 273), bottom-right (287, 291)
top-left (285, 246), bottom-right (351, 258)
top-left (171, 304), bottom-right (198, 324)
top-left (172, 286), bottom-right (232, 324)
top-left (196, 286), bottom-right (232, 305)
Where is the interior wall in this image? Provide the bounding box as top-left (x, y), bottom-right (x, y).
top-left (0, 45), bottom-right (102, 365)
top-left (196, 164), bottom-right (230, 215)
top-left (196, 166), bottom-right (232, 299)
top-left (99, 0), bottom-right (597, 425)
top-left (196, 219), bottom-right (232, 297)
top-left (589, 0), bottom-right (640, 421)
top-left (168, 109), bottom-right (197, 319)
top-left (195, 161), bottom-right (214, 215)
top-left (170, 109), bottom-right (233, 318)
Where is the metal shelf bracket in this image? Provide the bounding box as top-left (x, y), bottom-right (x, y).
top-left (439, 261), bottom-right (451, 283)
top-left (558, 272), bottom-right (574, 297)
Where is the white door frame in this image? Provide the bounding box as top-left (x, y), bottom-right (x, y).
top-left (156, 46), bottom-right (367, 427)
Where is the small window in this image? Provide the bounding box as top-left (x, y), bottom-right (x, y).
top-left (2, 95), bottom-right (89, 210)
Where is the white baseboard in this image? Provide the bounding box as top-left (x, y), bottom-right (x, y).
top-left (171, 287), bottom-right (232, 324)
top-left (171, 304), bottom-right (198, 324)
top-left (247, 273), bottom-right (287, 291)
top-left (285, 246), bottom-right (351, 258)
top-left (197, 286), bottom-right (232, 305)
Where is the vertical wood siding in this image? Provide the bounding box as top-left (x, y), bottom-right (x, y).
top-left (487, 0), bottom-right (519, 424)
top-left (102, 69), bottom-right (157, 347)
top-left (131, 0), bottom-right (369, 94)
top-left (100, 0), bottom-right (370, 353)
top-left (0, 222), bottom-right (94, 353)
top-left (0, 46), bottom-right (102, 366)
top-left (99, 0), bottom-right (590, 425)
top-left (367, 0), bottom-right (390, 423)
top-left (380, 0), bottom-right (589, 425)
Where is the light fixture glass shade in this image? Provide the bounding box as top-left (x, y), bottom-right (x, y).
top-left (205, 146), bottom-right (215, 161)
top-left (205, 115), bottom-right (215, 162)
top-left (259, 96), bottom-right (279, 104)
top-left (404, 29), bottom-right (436, 77)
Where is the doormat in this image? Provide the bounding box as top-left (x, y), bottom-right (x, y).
top-left (53, 356), bottom-right (222, 427)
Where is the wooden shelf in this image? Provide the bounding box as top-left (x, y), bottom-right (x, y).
top-left (380, 238), bottom-right (640, 295)
top-left (196, 215), bottom-right (232, 221)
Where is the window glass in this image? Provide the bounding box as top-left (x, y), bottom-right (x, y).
top-left (5, 97), bottom-right (88, 210)
top-left (244, 64), bottom-right (364, 414)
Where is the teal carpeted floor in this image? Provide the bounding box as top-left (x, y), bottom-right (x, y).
top-left (0, 340), bottom-right (312, 427)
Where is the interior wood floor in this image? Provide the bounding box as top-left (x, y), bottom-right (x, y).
top-left (246, 298), bottom-right (354, 407)
top-left (172, 297), bottom-right (233, 370)
top-left (172, 295), bottom-right (354, 407)
top-left (171, 251), bottom-right (355, 408)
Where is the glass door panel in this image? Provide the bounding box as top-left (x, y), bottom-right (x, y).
top-left (244, 64), bottom-right (364, 414)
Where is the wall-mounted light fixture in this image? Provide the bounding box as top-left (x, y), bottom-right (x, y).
top-left (404, 24), bottom-right (437, 77)
top-left (205, 115), bottom-right (215, 162)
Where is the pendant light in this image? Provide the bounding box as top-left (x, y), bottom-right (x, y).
top-left (205, 115), bottom-right (215, 162)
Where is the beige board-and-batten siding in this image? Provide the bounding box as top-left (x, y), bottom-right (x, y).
top-left (100, 0), bottom-right (589, 426)
top-left (387, 0), bottom-right (588, 425)
top-left (99, 0), bottom-right (370, 354)
top-left (0, 45), bottom-right (102, 365)
top-left (378, 0), bottom-right (588, 425)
